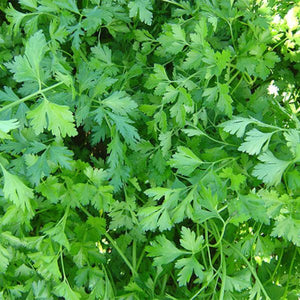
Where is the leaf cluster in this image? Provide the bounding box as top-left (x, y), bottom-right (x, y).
top-left (0, 0), bottom-right (299, 299)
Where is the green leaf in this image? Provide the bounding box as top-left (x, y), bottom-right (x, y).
top-left (43, 223), bottom-right (70, 250)
top-left (5, 30), bottom-right (48, 82)
top-left (91, 44), bottom-right (113, 66)
top-left (182, 127), bottom-right (205, 137)
top-left (5, 4), bottom-right (27, 34)
top-left (175, 256), bottom-right (204, 286)
top-left (271, 216), bottom-right (300, 246)
top-left (225, 269), bottom-right (251, 292)
top-left (203, 86), bottom-right (218, 106)
top-left (180, 227), bottom-right (203, 253)
top-left (0, 86), bottom-right (20, 102)
top-left (86, 216), bottom-right (106, 234)
top-left (24, 152), bottom-right (51, 185)
top-left (159, 131), bottom-right (172, 156)
top-left (32, 280), bottom-right (52, 299)
top-left (145, 64), bottom-right (169, 94)
top-left (27, 99), bottom-right (77, 137)
top-left (84, 166), bottom-right (109, 186)
top-left (1, 165), bottom-right (33, 213)
top-left (0, 244), bottom-right (11, 273)
top-left (163, 85), bottom-right (179, 104)
top-left (0, 119), bottom-right (19, 133)
top-left (219, 167), bottom-right (246, 191)
top-left (157, 24), bottom-right (187, 55)
top-left (169, 146), bottom-right (202, 175)
top-left (217, 83), bottom-right (233, 117)
top-left (107, 112), bottom-right (140, 144)
top-left (0, 119), bottom-right (19, 139)
top-left (48, 144), bottom-right (73, 169)
top-left (215, 50), bottom-right (231, 75)
top-left (238, 129), bottom-right (273, 155)
top-left (54, 0), bottom-right (79, 13)
top-left (287, 169), bottom-right (300, 196)
top-left (219, 117), bottom-right (253, 138)
top-left (170, 101), bottom-right (186, 127)
top-left (144, 187), bottom-right (172, 200)
top-left (29, 252), bottom-right (61, 280)
top-left (53, 281), bottom-right (81, 300)
top-left (128, 0), bottom-right (153, 25)
top-left (228, 193), bottom-right (270, 225)
top-left (252, 151), bottom-right (291, 185)
top-left (284, 129), bottom-right (300, 159)
top-left (239, 194), bottom-right (269, 225)
top-left (139, 206), bottom-right (173, 232)
top-left (67, 23), bottom-right (84, 49)
top-left (146, 235), bottom-right (184, 266)
top-left (183, 50), bottom-right (203, 70)
top-left (255, 52), bottom-right (280, 80)
top-left (82, 7), bottom-right (113, 33)
top-left (102, 92), bottom-right (137, 116)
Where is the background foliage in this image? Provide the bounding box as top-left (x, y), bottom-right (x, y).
top-left (0, 0), bottom-right (299, 299)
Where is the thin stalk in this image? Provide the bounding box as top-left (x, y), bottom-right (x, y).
top-left (231, 75), bottom-right (243, 95)
top-left (271, 37), bottom-right (288, 51)
top-left (160, 274), bottom-right (168, 296)
top-left (283, 247), bottom-right (297, 298)
top-left (219, 250), bottom-right (226, 300)
top-left (204, 222), bottom-right (211, 270)
top-left (79, 204), bottom-right (137, 276)
top-left (0, 81), bottom-right (64, 113)
top-left (227, 21), bottom-right (236, 50)
top-left (227, 70), bottom-right (241, 85)
top-left (209, 221), bottom-right (226, 300)
top-left (190, 271), bottom-right (219, 300)
top-left (187, 123), bottom-right (237, 147)
top-left (136, 247), bottom-right (146, 272)
top-left (104, 232), bottom-right (137, 277)
top-left (208, 220), bottom-right (228, 248)
top-left (223, 240), bottom-right (271, 300)
top-left (162, 0), bottom-right (185, 8)
top-left (268, 247), bottom-right (284, 283)
top-left (60, 249), bottom-right (67, 280)
top-left (132, 239), bottom-right (137, 271)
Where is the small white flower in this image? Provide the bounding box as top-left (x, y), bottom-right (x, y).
top-left (267, 81), bottom-right (279, 96)
top-left (272, 14), bottom-right (281, 24)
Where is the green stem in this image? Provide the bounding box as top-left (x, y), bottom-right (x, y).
top-left (162, 0), bottom-right (185, 8)
top-left (104, 114), bottom-right (113, 132)
top-left (187, 123), bottom-right (236, 147)
top-left (227, 21), bottom-right (236, 50)
top-left (271, 37), bottom-right (288, 51)
top-left (209, 221), bottom-right (226, 299)
top-left (0, 81), bottom-right (64, 114)
top-left (269, 247), bottom-right (284, 283)
top-left (203, 222), bottom-right (211, 270)
top-left (136, 247), bottom-right (146, 272)
top-left (60, 249), bottom-right (66, 280)
top-left (231, 75), bottom-right (243, 95)
top-left (223, 240), bottom-right (271, 300)
top-left (227, 70), bottom-right (240, 85)
top-left (160, 274), bottom-right (168, 296)
top-left (208, 220), bottom-right (228, 248)
top-left (132, 239), bottom-right (137, 271)
top-left (104, 231), bottom-right (137, 277)
top-left (283, 247), bottom-right (297, 298)
top-left (219, 250), bottom-right (226, 300)
top-left (78, 204), bottom-right (136, 276)
top-left (252, 118), bottom-right (286, 131)
top-left (190, 271), bottom-right (219, 300)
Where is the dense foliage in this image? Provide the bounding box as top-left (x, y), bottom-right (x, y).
top-left (0, 0), bottom-right (299, 299)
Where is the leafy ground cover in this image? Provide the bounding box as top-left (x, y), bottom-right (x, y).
top-left (0, 0), bottom-right (299, 299)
